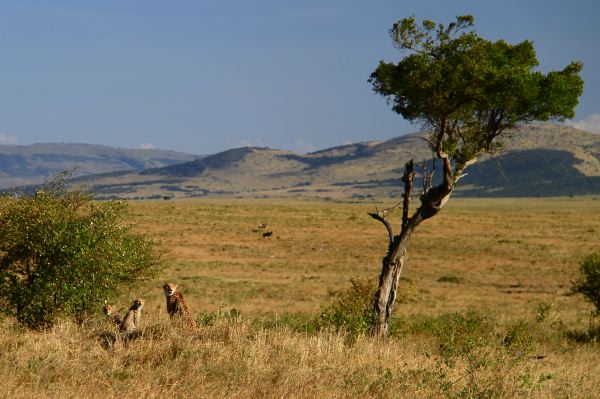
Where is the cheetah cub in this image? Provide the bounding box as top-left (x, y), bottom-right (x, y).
top-left (162, 283), bottom-right (196, 329)
top-left (120, 298), bottom-right (144, 333)
top-left (103, 304), bottom-right (122, 327)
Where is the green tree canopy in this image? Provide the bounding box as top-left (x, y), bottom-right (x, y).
top-left (369, 15), bottom-right (583, 168)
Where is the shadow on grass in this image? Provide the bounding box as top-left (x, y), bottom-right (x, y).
top-left (565, 324), bottom-right (600, 344)
top-left (97, 328), bottom-right (147, 349)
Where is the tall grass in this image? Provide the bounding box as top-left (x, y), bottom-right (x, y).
top-left (2, 308), bottom-right (600, 398)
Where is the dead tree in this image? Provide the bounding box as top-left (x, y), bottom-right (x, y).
top-left (369, 147), bottom-right (473, 337)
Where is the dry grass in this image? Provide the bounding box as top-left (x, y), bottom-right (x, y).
top-left (2, 313), bottom-right (600, 399)
top-left (127, 196), bottom-right (599, 324)
top-left (2, 196), bottom-right (600, 398)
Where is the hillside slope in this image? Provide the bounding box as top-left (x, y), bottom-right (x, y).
top-left (71, 123), bottom-right (600, 199)
top-left (0, 143), bottom-right (199, 189)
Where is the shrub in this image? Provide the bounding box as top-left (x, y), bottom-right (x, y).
top-left (318, 278), bottom-right (376, 335)
top-left (411, 311), bottom-right (495, 359)
top-left (534, 301), bottom-right (556, 323)
top-left (0, 176), bottom-right (159, 329)
top-left (502, 319), bottom-right (537, 355)
top-left (571, 252), bottom-right (600, 315)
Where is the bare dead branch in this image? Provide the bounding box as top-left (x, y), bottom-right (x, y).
top-left (402, 159), bottom-right (414, 228)
top-left (422, 158), bottom-right (436, 195)
top-left (377, 202), bottom-right (403, 217)
top-left (368, 201), bottom-right (403, 243)
top-left (368, 211), bottom-right (394, 244)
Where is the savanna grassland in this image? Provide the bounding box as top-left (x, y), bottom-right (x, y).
top-left (2, 197), bottom-right (600, 398)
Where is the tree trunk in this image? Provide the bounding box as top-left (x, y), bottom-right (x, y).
top-left (371, 159), bottom-right (419, 338)
top-left (371, 227), bottom-right (413, 337)
top-left (371, 155), bottom-right (455, 338)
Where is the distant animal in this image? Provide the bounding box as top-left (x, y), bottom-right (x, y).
top-left (162, 283), bottom-right (197, 329)
top-left (258, 223), bottom-right (268, 229)
top-left (262, 231), bottom-right (273, 238)
top-left (120, 299), bottom-right (144, 333)
top-left (103, 304), bottom-right (122, 327)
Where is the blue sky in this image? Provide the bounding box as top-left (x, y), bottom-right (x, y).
top-left (0, 0), bottom-right (598, 154)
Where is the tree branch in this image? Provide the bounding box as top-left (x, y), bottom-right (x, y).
top-left (454, 158), bottom-right (477, 183)
top-left (435, 118), bottom-right (447, 157)
top-left (402, 159), bottom-right (415, 228)
top-left (368, 160), bottom-right (415, 243)
top-left (368, 199), bottom-right (403, 244)
top-left (421, 136), bottom-right (436, 149)
top-left (441, 154), bottom-right (454, 189)
top-left (368, 211), bottom-right (394, 244)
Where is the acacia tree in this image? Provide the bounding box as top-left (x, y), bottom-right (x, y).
top-left (368, 15), bottom-right (583, 337)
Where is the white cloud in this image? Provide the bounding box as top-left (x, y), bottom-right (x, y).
top-left (0, 133), bottom-right (17, 146)
top-left (565, 113), bottom-right (600, 134)
top-left (291, 139), bottom-right (316, 154)
top-left (139, 143), bottom-right (156, 150)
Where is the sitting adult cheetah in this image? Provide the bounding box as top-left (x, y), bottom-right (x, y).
top-left (103, 304), bottom-right (122, 327)
top-left (120, 298), bottom-right (144, 333)
top-left (162, 283), bottom-right (197, 329)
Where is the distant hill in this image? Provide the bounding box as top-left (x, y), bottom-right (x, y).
top-left (0, 143), bottom-right (200, 189)
top-left (64, 123), bottom-right (600, 199)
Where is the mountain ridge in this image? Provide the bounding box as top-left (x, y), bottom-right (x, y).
top-left (3, 124), bottom-right (599, 198)
top-left (70, 124), bottom-right (600, 199)
top-left (0, 142), bottom-right (200, 189)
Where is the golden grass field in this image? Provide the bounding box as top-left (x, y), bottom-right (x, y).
top-left (2, 196), bottom-right (600, 398)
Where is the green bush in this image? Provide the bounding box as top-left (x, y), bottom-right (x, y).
top-left (502, 319), bottom-right (538, 355)
top-left (0, 177), bottom-right (159, 329)
top-left (572, 252), bottom-right (600, 315)
top-left (318, 278), bottom-right (376, 335)
top-left (411, 311), bottom-right (495, 359)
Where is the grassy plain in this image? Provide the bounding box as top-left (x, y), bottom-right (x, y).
top-left (2, 196), bottom-right (600, 398)
top-left (128, 197), bottom-right (599, 322)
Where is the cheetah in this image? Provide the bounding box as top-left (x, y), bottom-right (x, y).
top-left (120, 298), bottom-right (144, 333)
top-left (103, 304), bottom-right (122, 327)
top-left (162, 283), bottom-right (196, 329)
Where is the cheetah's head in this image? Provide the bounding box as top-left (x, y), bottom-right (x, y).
top-left (131, 298), bottom-right (145, 310)
top-left (163, 283), bottom-right (177, 297)
top-left (103, 304), bottom-right (116, 316)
